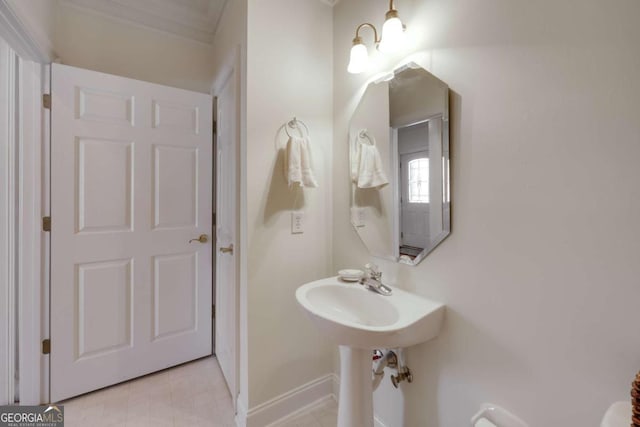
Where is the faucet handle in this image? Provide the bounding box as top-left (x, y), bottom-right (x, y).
top-left (365, 263), bottom-right (381, 278)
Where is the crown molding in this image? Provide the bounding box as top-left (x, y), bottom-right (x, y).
top-left (60, 0), bottom-right (226, 45)
top-left (0, 2), bottom-right (55, 62)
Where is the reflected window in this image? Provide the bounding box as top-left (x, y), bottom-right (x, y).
top-left (408, 158), bottom-right (429, 203)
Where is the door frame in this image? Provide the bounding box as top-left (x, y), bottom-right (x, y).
top-left (210, 45), bottom-right (242, 410)
top-left (0, 36), bottom-right (18, 407)
top-left (391, 115), bottom-right (443, 262)
top-left (0, 2), bottom-right (52, 405)
top-left (17, 56), bottom-right (48, 407)
top-left (390, 127), bottom-right (400, 259)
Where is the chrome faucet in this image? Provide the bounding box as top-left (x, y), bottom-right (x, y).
top-left (360, 263), bottom-right (393, 296)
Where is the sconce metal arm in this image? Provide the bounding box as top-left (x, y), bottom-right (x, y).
top-left (386, 0), bottom-right (399, 20)
top-left (353, 22), bottom-right (380, 45)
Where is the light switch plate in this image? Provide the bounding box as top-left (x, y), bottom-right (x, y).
top-left (291, 211), bottom-right (304, 234)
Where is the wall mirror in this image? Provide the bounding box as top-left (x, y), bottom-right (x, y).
top-left (349, 63), bottom-right (450, 266)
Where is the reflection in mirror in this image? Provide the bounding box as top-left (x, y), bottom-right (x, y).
top-left (349, 63), bottom-right (450, 266)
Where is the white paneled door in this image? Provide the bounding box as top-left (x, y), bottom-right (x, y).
top-left (51, 64), bottom-right (213, 402)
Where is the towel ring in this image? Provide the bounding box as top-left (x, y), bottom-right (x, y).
top-left (285, 117), bottom-right (310, 138)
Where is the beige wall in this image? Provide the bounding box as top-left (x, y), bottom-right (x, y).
top-left (54, 2), bottom-right (215, 93)
top-left (333, 0), bottom-right (640, 425)
top-left (245, 0), bottom-right (334, 408)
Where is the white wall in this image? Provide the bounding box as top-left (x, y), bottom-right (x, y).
top-left (54, 2), bottom-right (216, 93)
top-left (333, 0), bottom-right (640, 426)
top-left (245, 0), bottom-right (335, 408)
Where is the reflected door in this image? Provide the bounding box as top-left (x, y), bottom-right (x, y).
top-left (400, 151), bottom-right (430, 250)
top-left (50, 63), bottom-right (212, 401)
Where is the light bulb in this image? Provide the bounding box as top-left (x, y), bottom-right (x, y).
top-left (347, 41), bottom-right (369, 74)
top-left (378, 14), bottom-right (405, 53)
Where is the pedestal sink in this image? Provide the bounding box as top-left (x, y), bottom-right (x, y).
top-left (295, 277), bottom-right (445, 427)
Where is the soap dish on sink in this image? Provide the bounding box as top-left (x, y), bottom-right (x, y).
top-left (338, 269), bottom-right (364, 282)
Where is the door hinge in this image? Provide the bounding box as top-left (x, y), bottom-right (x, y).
top-left (43, 94), bottom-right (51, 109)
top-left (212, 304), bottom-right (215, 319)
top-left (42, 216), bottom-right (51, 232)
top-left (212, 212), bottom-right (216, 226)
top-left (42, 339), bottom-right (50, 355)
top-left (213, 120), bottom-right (217, 135)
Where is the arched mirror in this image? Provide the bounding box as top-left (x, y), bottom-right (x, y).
top-left (349, 63), bottom-right (450, 266)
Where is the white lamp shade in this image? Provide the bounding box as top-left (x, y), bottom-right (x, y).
top-left (378, 16), bottom-right (405, 53)
top-left (348, 43), bottom-right (369, 74)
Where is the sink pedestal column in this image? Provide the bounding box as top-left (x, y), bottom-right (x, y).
top-left (337, 345), bottom-right (374, 427)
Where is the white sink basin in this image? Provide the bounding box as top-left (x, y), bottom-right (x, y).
top-left (296, 277), bottom-right (445, 349)
top-left (296, 277), bottom-right (445, 427)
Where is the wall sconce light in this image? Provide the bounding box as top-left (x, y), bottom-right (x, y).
top-left (347, 0), bottom-right (406, 74)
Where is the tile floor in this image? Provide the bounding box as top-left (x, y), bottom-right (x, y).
top-left (59, 356), bottom-right (338, 427)
top-left (60, 357), bottom-right (234, 426)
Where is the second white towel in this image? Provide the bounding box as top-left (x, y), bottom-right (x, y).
top-left (351, 131), bottom-right (389, 189)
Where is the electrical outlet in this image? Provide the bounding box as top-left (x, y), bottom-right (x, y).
top-left (291, 211), bottom-right (304, 234)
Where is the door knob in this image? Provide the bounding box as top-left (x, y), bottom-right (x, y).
top-left (219, 244), bottom-right (234, 254)
top-left (189, 234), bottom-right (209, 244)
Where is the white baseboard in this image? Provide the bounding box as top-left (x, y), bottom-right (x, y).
top-left (236, 374), bottom-right (334, 427)
top-left (235, 373), bottom-right (388, 427)
top-left (266, 395), bottom-right (335, 427)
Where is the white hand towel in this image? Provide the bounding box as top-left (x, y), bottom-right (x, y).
top-left (284, 136), bottom-right (318, 188)
top-left (352, 131), bottom-right (389, 189)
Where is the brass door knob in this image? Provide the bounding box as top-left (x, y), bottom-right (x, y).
top-left (219, 244), bottom-right (234, 254)
top-left (189, 234), bottom-right (209, 244)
